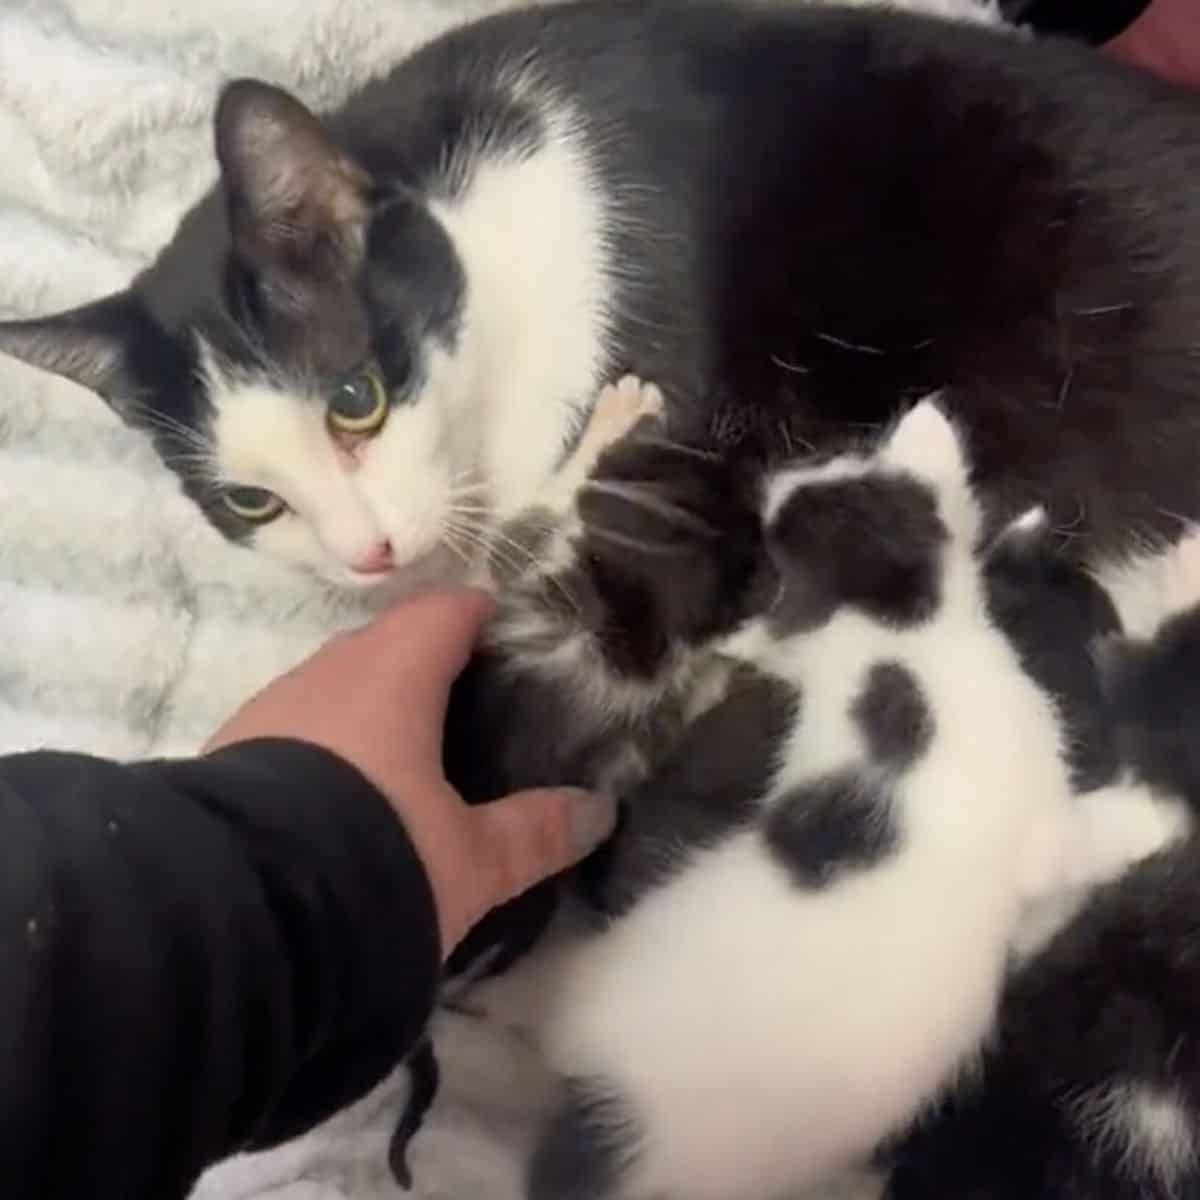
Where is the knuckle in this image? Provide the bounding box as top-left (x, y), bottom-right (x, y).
top-left (490, 795), bottom-right (570, 901)
top-left (532, 793), bottom-right (572, 864)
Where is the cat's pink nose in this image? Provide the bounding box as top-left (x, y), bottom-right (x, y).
top-left (351, 540), bottom-right (394, 576)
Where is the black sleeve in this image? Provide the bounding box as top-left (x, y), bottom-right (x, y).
top-left (998, 0), bottom-right (1151, 43)
top-left (0, 738), bottom-right (442, 1200)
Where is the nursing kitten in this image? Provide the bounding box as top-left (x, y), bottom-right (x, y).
top-left (3, 1), bottom-right (1200, 592)
top-left (465, 383), bottom-right (1080, 1200)
top-left (393, 375), bottom-right (715, 1183)
top-left (881, 530), bottom-right (1200, 1200)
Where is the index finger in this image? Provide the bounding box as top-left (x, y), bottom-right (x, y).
top-left (362, 585), bottom-right (496, 713)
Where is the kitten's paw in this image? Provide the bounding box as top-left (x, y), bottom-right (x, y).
top-left (582, 374), bottom-right (665, 460)
top-left (543, 376), bottom-right (667, 513)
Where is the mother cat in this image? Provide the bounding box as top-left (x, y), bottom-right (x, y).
top-left (2, 0), bottom-right (1200, 589)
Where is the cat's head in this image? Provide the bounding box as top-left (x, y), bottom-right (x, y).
top-left (758, 394), bottom-right (983, 633)
top-left (0, 81), bottom-right (478, 590)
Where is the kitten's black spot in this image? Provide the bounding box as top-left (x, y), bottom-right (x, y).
top-left (581, 670), bottom-right (798, 916)
top-left (764, 770), bottom-right (899, 889)
top-left (388, 1039), bottom-right (440, 1190)
top-left (853, 661), bottom-right (932, 769)
top-left (528, 1078), bottom-right (640, 1200)
top-left (984, 518), bottom-right (1122, 792)
top-left (766, 473), bottom-right (947, 634)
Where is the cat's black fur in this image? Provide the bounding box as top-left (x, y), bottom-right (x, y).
top-left (4, 1), bottom-right (1200, 560)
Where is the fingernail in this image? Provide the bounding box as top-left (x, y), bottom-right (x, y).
top-left (566, 789), bottom-right (619, 854)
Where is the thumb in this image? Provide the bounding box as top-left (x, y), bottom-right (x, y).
top-left (472, 787), bottom-right (618, 906)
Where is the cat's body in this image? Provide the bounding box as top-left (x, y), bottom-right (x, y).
top-left (454, 386), bottom-right (1082, 1200)
top-left (3, 1), bottom-right (1200, 591)
top-left (883, 533), bottom-right (1200, 1200)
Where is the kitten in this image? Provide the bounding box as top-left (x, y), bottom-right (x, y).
top-left (467, 385), bottom-right (1081, 1200)
top-left (395, 375), bottom-right (711, 1182)
top-left (3, 1), bottom-right (1200, 593)
top-left (880, 530), bottom-right (1200, 1200)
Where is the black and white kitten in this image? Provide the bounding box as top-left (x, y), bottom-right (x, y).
top-left (453, 382), bottom-right (1097, 1200)
top-left (3, 1), bottom-right (1200, 592)
top-left (880, 530), bottom-right (1200, 1200)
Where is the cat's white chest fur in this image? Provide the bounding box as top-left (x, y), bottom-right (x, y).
top-left (430, 104), bottom-right (616, 523)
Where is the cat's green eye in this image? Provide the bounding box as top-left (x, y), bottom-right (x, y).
top-left (328, 366), bottom-right (389, 435)
top-left (222, 486), bottom-right (285, 523)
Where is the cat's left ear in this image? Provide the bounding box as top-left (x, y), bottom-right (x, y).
top-left (0, 291), bottom-right (150, 418)
top-left (214, 79), bottom-right (371, 282)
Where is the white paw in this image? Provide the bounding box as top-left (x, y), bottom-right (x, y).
top-left (586, 373), bottom-right (665, 449)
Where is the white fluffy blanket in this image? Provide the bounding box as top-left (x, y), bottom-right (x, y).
top-left (0, 1), bottom-right (1004, 1197)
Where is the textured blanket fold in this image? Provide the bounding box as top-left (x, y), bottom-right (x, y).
top-left (0, 0), bottom-right (998, 1195)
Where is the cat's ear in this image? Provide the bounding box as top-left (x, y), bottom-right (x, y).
top-left (0, 291), bottom-right (145, 416)
top-left (881, 390), bottom-right (981, 541)
top-left (214, 79), bottom-right (370, 281)
top-left (881, 392), bottom-right (970, 487)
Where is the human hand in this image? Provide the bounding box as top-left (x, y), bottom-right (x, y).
top-left (1105, 0), bottom-right (1200, 89)
top-left (204, 588), bottom-right (616, 957)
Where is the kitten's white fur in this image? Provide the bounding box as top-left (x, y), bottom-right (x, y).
top-left (1071, 1082), bottom-right (1198, 1193)
top-left (1011, 776), bottom-right (1194, 964)
top-left (512, 398), bottom-right (1079, 1200)
top-left (203, 101), bottom-right (613, 590)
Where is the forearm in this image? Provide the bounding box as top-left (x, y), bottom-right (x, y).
top-left (0, 739), bottom-right (439, 1199)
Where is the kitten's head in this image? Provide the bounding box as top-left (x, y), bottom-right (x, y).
top-left (759, 394), bottom-right (982, 633)
top-left (0, 81), bottom-right (479, 590)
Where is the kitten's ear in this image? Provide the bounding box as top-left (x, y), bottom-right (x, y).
top-left (882, 391), bottom-right (982, 541)
top-left (0, 292), bottom-right (144, 416)
top-left (215, 79), bottom-right (370, 279)
top-left (882, 392), bottom-right (969, 486)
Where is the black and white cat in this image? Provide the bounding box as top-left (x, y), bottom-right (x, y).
top-left (3, 0), bottom-right (1200, 594)
top-left (454, 380), bottom-right (1089, 1200)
